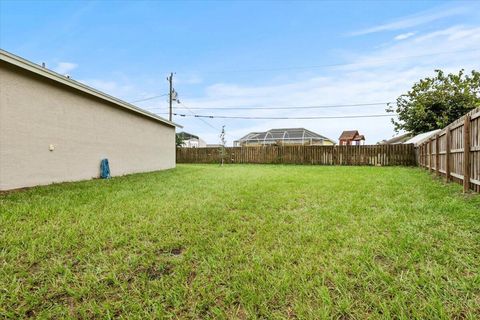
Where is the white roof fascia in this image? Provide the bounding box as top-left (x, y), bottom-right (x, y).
top-left (0, 49), bottom-right (182, 128)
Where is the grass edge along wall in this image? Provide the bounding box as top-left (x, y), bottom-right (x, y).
top-left (0, 49), bottom-right (179, 191)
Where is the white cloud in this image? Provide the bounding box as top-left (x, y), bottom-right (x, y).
top-left (78, 78), bottom-right (157, 105)
top-left (349, 5), bottom-right (467, 36)
top-left (175, 74), bottom-right (203, 85)
top-left (67, 22), bottom-right (480, 146)
top-left (394, 32), bottom-right (416, 41)
top-left (413, 25), bottom-right (480, 43)
top-left (178, 24), bottom-right (480, 145)
top-left (81, 79), bottom-right (118, 92)
top-left (54, 62), bottom-right (78, 75)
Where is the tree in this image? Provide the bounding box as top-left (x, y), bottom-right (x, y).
top-left (387, 69), bottom-right (480, 134)
top-left (175, 133), bottom-right (184, 147)
top-left (219, 126), bottom-right (226, 166)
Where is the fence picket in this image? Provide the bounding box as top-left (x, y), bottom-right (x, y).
top-left (416, 107), bottom-right (479, 193)
top-left (177, 144), bottom-right (416, 166)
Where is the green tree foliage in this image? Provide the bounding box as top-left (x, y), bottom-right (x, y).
top-left (175, 134), bottom-right (184, 147)
top-left (387, 69), bottom-right (480, 134)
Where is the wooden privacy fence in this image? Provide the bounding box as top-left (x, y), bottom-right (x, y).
top-left (177, 144), bottom-right (416, 166)
top-left (417, 107), bottom-right (480, 193)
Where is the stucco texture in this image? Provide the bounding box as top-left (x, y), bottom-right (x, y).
top-left (0, 62), bottom-right (176, 190)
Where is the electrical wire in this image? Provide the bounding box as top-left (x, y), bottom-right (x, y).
top-left (130, 93), bottom-right (169, 103)
top-left (172, 102), bottom-right (395, 110)
top-left (146, 101), bottom-right (395, 111)
top-left (172, 113), bottom-right (397, 120)
top-left (178, 103), bottom-right (238, 141)
top-left (189, 48), bottom-right (480, 74)
top-left (178, 102), bottom-right (220, 131)
top-left (129, 48), bottom-right (480, 105)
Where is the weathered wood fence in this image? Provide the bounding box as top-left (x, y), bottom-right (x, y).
top-left (177, 144), bottom-right (416, 166)
top-left (417, 107), bottom-right (480, 193)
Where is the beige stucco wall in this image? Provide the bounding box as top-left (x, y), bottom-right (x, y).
top-left (0, 62), bottom-right (176, 190)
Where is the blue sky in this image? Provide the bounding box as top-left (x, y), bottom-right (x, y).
top-left (1, 0), bottom-right (479, 144)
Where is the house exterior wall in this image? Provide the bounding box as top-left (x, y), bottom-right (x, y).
top-left (322, 140), bottom-right (335, 146)
top-left (339, 139), bottom-right (364, 146)
top-left (182, 138), bottom-right (207, 148)
top-left (0, 62), bottom-right (176, 190)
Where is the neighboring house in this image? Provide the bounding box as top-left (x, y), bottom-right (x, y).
top-left (404, 129), bottom-right (442, 146)
top-left (377, 132), bottom-right (413, 145)
top-left (0, 49), bottom-right (181, 191)
top-left (339, 130), bottom-right (365, 145)
top-left (206, 144), bottom-right (223, 148)
top-left (177, 131), bottom-right (206, 148)
top-left (234, 128), bottom-right (336, 147)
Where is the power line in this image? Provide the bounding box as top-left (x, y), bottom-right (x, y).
top-left (178, 102), bottom-right (220, 131)
top-left (146, 101), bottom-right (395, 111)
top-left (173, 101), bottom-right (395, 110)
top-left (173, 113), bottom-right (397, 120)
top-left (177, 103), bottom-right (236, 140)
top-left (128, 48), bottom-right (479, 105)
top-left (191, 48), bottom-right (480, 74)
top-left (148, 104), bottom-right (220, 132)
top-left (130, 93), bottom-right (168, 103)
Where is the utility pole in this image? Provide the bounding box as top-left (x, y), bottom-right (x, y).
top-left (168, 72), bottom-right (173, 121)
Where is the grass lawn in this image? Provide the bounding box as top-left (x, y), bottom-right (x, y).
top-left (1, 165), bottom-right (479, 319)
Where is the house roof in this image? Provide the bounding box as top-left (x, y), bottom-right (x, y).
top-left (177, 132), bottom-right (199, 140)
top-left (378, 132), bottom-right (413, 145)
top-left (236, 128), bottom-right (336, 144)
top-left (354, 135), bottom-right (365, 141)
top-left (404, 129), bottom-right (442, 145)
top-left (0, 49), bottom-right (181, 128)
top-left (339, 130), bottom-right (364, 140)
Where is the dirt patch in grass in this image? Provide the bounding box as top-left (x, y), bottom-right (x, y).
top-left (187, 270), bottom-right (197, 286)
top-left (158, 247), bottom-right (184, 256)
top-left (144, 263), bottom-right (174, 280)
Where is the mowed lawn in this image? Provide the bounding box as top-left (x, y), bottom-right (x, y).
top-left (1, 165), bottom-right (479, 319)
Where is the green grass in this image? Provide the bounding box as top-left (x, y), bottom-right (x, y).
top-left (1, 165), bottom-right (479, 319)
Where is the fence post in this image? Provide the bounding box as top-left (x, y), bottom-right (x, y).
top-left (424, 143), bottom-right (428, 169)
top-left (429, 139), bottom-right (433, 173)
top-left (419, 143), bottom-right (423, 167)
top-left (421, 143), bottom-right (424, 168)
top-left (445, 126), bottom-right (451, 182)
top-left (463, 116), bottom-right (471, 192)
top-left (435, 134), bottom-right (440, 177)
top-left (419, 144), bottom-right (422, 167)
top-left (420, 142), bottom-right (426, 168)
